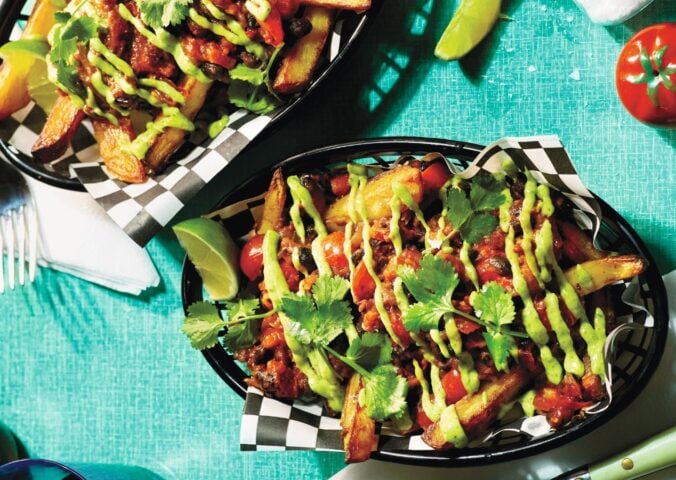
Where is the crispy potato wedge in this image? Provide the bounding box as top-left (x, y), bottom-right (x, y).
top-left (300, 0), bottom-right (370, 10)
top-left (144, 78), bottom-right (211, 173)
top-left (563, 255), bottom-right (646, 297)
top-left (257, 168), bottom-right (287, 234)
top-left (272, 7), bottom-right (333, 95)
top-left (423, 367), bottom-right (530, 448)
top-left (0, 0), bottom-right (61, 120)
top-left (325, 165), bottom-right (424, 231)
top-left (341, 373), bottom-right (377, 463)
top-left (31, 94), bottom-right (84, 162)
top-left (558, 221), bottom-right (606, 263)
top-left (92, 117), bottom-right (147, 183)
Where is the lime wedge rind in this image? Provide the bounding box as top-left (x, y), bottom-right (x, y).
top-left (435, 0), bottom-right (502, 61)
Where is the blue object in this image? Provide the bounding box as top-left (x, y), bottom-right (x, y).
top-left (0, 459), bottom-right (164, 480)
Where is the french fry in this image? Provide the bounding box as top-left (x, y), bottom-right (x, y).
top-left (272, 7), bottom-right (333, 95)
top-left (422, 367), bottom-right (531, 448)
top-left (341, 373), bottom-right (377, 463)
top-left (92, 117), bottom-right (147, 183)
top-left (144, 77), bottom-right (211, 173)
top-left (563, 255), bottom-right (646, 297)
top-left (325, 165), bottom-right (424, 231)
top-left (300, 0), bottom-right (371, 11)
top-left (257, 168), bottom-right (287, 234)
top-left (0, 0), bottom-right (61, 120)
top-left (558, 221), bottom-right (606, 263)
top-left (31, 93), bottom-right (84, 163)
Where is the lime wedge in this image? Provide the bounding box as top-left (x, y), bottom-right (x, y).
top-left (26, 58), bottom-right (57, 113)
top-left (173, 218), bottom-right (241, 301)
top-left (435, 0), bottom-right (502, 61)
top-left (0, 37), bottom-right (50, 60)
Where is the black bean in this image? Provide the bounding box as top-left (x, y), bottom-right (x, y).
top-left (298, 247), bottom-right (316, 272)
top-left (247, 13), bottom-right (258, 28)
top-left (289, 17), bottom-right (312, 38)
top-left (201, 62), bottom-right (228, 82)
top-left (239, 51), bottom-right (261, 68)
top-left (351, 249), bottom-right (364, 265)
top-left (488, 255), bottom-right (511, 276)
top-left (114, 95), bottom-right (135, 109)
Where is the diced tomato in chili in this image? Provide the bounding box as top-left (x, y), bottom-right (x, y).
top-left (323, 231), bottom-right (349, 277)
top-left (454, 317), bottom-right (481, 335)
top-left (388, 308), bottom-right (412, 347)
top-left (416, 402), bottom-right (434, 430)
top-left (421, 161), bottom-right (452, 193)
top-left (330, 172), bottom-right (351, 197)
top-left (257, 7), bottom-right (284, 47)
top-left (279, 258), bottom-right (300, 292)
top-left (273, 0), bottom-right (300, 18)
top-left (441, 368), bottom-right (468, 404)
top-left (352, 261), bottom-right (376, 300)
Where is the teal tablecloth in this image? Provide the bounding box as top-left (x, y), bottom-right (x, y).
top-left (2, 1), bottom-right (675, 479)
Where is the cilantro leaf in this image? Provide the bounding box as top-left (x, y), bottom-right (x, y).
top-left (54, 11), bottom-right (71, 23)
top-left (474, 282), bottom-right (518, 372)
top-left (344, 332), bottom-right (392, 370)
top-left (225, 298), bottom-right (260, 322)
top-left (280, 275), bottom-right (353, 346)
top-left (362, 365), bottom-right (409, 422)
top-left (459, 212), bottom-right (498, 244)
top-left (445, 188), bottom-right (472, 230)
top-left (470, 175), bottom-right (505, 211)
top-left (228, 80), bottom-right (280, 115)
top-left (182, 301), bottom-right (225, 350)
top-left (444, 174), bottom-right (504, 245)
top-left (483, 331), bottom-right (516, 372)
top-left (60, 16), bottom-right (97, 41)
top-left (399, 255), bottom-right (459, 332)
top-left (138, 0), bottom-right (191, 29)
top-left (473, 282), bottom-right (515, 327)
top-left (229, 64), bottom-right (266, 86)
top-left (222, 317), bottom-right (260, 353)
top-left (49, 15), bottom-right (98, 97)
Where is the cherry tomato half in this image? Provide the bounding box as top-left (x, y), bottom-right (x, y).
top-left (257, 7), bottom-right (284, 47)
top-left (329, 172), bottom-right (351, 197)
top-left (616, 23), bottom-right (676, 127)
top-left (323, 231), bottom-right (349, 277)
top-left (240, 234), bottom-right (264, 281)
top-left (441, 368), bottom-right (467, 405)
top-left (421, 161), bottom-right (452, 193)
top-left (352, 260), bottom-right (376, 301)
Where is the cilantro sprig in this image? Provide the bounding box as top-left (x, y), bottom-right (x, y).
top-left (49, 12), bottom-right (98, 97)
top-left (445, 174), bottom-right (505, 245)
top-left (138, 0), bottom-right (191, 29)
top-left (228, 46), bottom-right (282, 115)
top-left (281, 276), bottom-right (408, 422)
top-left (399, 254), bottom-right (527, 370)
top-left (473, 282), bottom-right (519, 371)
top-left (182, 299), bottom-right (273, 351)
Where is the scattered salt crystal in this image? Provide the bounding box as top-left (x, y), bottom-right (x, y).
top-left (569, 68), bottom-right (581, 81)
top-left (540, 5), bottom-right (547, 11)
top-left (505, 46), bottom-right (515, 53)
top-left (528, 65), bottom-right (537, 73)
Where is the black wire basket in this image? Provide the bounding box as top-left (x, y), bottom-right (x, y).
top-left (0, 0), bottom-right (382, 190)
top-left (181, 137), bottom-right (668, 466)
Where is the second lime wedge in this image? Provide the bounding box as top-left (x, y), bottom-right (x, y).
top-left (173, 218), bottom-right (241, 301)
top-left (435, 0), bottom-right (502, 61)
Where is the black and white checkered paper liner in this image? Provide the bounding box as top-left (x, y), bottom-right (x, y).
top-left (206, 135), bottom-right (654, 453)
top-left (0, 17), bottom-right (350, 247)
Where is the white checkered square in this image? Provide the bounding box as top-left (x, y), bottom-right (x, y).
top-left (238, 115), bottom-right (272, 141)
top-left (291, 400), bottom-right (324, 417)
top-left (144, 191), bottom-right (183, 226)
top-left (123, 179), bottom-right (159, 198)
top-left (525, 148), bottom-right (558, 174)
top-left (87, 179), bottom-right (125, 199)
top-left (319, 415), bottom-right (341, 430)
top-left (75, 144), bottom-right (102, 163)
top-left (9, 125), bottom-right (38, 155)
top-left (11, 103), bottom-right (35, 123)
top-left (285, 420), bottom-right (319, 449)
top-left (191, 150), bottom-right (229, 183)
top-left (107, 198), bottom-right (143, 227)
top-left (159, 165), bottom-right (192, 190)
top-left (240, 414), bottom-right (259, 446)
top-left (559, 173), bottom-right (593, 198)
top-left (259, 396), bottom-right (292, 418)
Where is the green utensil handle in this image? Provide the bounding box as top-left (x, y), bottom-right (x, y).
top-left (590, 425), bottom-right (676, 480)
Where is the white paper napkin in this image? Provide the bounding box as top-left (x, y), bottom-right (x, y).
top-left (332, 271), bottom-right (676, 480)
top-left (25, 174), bottom-right (160, 295)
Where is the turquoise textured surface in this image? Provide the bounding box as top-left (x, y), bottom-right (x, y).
top-left (2, 1), bottom-right (675, 479)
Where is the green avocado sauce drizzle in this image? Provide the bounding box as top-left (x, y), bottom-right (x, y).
top-left (536, 219), bottom-right (607, 378)
top-left (519, 171), bottom-right (544, 289)
top-left (413, 359), bottom-right (446, 422)
top-left (506, 226), bottom-right (563, 384)
top-left (199, 0), bottom-right (267, 59)
top-left (262, 230), bottom-right (344, 411)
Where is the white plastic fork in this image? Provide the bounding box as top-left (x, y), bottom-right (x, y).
top-left (0, 158), bottom-right (38, 292)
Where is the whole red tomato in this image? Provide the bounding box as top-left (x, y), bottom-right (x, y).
top-left (616, 23), bottom-right (676, 127)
